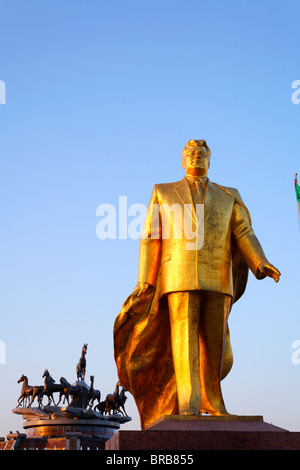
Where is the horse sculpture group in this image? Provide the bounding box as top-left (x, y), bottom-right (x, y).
top-left (17, 373), bottom-right (128, 417)
top-left (16, 343), bottom-right (128, 417)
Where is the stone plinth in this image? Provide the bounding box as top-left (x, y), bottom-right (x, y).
top-left (146, 414), bottom-right (286, 431)
top-left (105, 415), bottom-right (300, 451)
top-left (11, 406), bottom-right (131, 450)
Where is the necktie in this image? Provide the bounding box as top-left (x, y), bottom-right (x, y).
top-left (194, 178), bottom-right (205, 191)
top-left (193, 179), bottom-right (205, 204)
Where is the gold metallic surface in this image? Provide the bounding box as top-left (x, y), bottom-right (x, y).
top-left (114, 140), bottom-right (280, 430)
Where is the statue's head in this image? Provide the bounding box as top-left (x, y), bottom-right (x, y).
top-left (182, 139), bottom-right (211, 177)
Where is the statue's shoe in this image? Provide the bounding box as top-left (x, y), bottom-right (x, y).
top-left (200, 407), bottom-right (236, 416)
top-left (179, 408), bottom-right (200, 416)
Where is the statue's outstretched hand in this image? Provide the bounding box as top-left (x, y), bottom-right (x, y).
top-left (257, 262), bottom-right (281, 282)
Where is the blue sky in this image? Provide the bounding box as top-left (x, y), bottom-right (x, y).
top-left (0, 0), bottom-right (300, 436)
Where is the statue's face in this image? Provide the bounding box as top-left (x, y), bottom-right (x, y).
top-left (185, 146), bottom-right (210, 176)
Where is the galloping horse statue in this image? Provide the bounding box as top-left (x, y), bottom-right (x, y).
top-left (88, 375), bottom-right (101, 409)
top-left (17, 375), bottom-right (44, 408)
top-left (56, 377), bottom-right (72, 406)
top-left (76, 343), bottom-right (88, 382)
top-left (56, 377), bottom-right (83, 407)
top-left (17, 375), bottom-right (34, 408)
top-left (104, 381), bottom-right (128, 416)
top-left (42, 369), bottom-right (62, 406)
top-left (30, 383), bottom-right (44, 407)
top-left (115, 385), bottom-right (128, 417)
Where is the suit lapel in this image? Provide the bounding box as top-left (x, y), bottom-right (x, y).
top-left (204, 180), bottom-right (216, 223)
top-left (173, 178), bottom-right (196, 225)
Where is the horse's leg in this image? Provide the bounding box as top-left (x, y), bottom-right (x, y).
top-left (28, 392), bottom-right (33, 408)
top-left (38, 392), bottom-right (44, 408)
top-left (51, 393), bottom-right (57, 406)
top-left (28, 394), bottom-right (34, 408)
top-left (47, 393), bottom-right (52, 406)
top-left (17, 395), bottom-right (24, 407)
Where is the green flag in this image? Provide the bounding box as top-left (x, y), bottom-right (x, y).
top-left (295, 180), bottom-right (300, 203)
top-left (296, 183), bottom-right (300, 202)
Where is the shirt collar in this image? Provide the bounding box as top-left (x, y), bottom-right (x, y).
top-left (185, 175), bottom-right (208, 185)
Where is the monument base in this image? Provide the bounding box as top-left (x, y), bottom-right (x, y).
top-left (105, 415), bottom-right (300, 450)
top-left (6, 406), bottom-right (131, 450)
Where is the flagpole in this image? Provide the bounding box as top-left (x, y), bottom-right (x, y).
top-left (295, 173), bottom-right (300, 231)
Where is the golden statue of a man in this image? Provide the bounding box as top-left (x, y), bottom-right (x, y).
top-left (114, 139), bottom-right (280, 430)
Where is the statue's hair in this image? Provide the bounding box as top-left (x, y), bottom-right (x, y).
top-left (181, 139), bottom-right (211, 168)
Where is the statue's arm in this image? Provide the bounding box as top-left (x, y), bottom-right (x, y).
top-left (137, 185), bottom-right (162, 291)
top-left (231, 195), bottom-right (280, 283)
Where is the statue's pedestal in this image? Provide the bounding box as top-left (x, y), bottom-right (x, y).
top-left (105, 415), bottom-right (300, 450)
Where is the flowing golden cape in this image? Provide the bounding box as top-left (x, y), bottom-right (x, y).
top-left (113, 237), bottom-right (248, 430)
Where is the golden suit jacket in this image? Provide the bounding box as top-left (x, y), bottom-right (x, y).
top-left (138, 177), bottom-right (268, 296)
